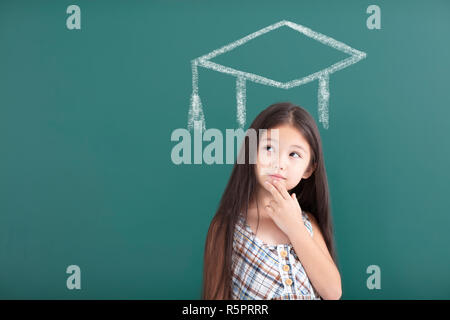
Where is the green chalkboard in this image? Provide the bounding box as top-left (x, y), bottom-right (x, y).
top-left (1, 0), bottom-right (449, 299)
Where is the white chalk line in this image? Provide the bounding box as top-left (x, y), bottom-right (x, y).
top-left (188, 19), bottom-right (367, 131)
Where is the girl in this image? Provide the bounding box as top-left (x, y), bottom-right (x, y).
top-left (202, 102), bottom-right (341, 300)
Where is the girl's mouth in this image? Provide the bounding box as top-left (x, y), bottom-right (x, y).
top-left (269, 174), bottom-right (286, 180)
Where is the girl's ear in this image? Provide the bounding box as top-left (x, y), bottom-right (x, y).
top-left (303, 162), bottom-right (317, 179)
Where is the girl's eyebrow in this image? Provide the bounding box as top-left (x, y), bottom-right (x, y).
top-left (264, 138), bottom-right (308, 153)
top-left (292, 144), bottom-right (308, 153)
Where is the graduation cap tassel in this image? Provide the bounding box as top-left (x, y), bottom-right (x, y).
top-left (188, 61), bottom-right (206, 133)
top-left (318, 73), bottom-right (330, 130)
top-left (236, 76), bottom-right (246, 129)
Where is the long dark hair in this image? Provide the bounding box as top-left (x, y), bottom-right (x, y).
top-left (202, 102), bottom-right (337, 299)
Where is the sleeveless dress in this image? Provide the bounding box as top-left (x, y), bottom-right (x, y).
top-left (231, 211), bottom-right (321, 300)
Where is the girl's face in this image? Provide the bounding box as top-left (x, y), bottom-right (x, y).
top-left (255, 124), bottom-right (314, 192)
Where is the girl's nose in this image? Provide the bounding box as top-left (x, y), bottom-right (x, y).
top-left (273, 155), bottom-right (287, 171)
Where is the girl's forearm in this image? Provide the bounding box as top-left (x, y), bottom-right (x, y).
top-left (288, 222), bottom-right (342, 300)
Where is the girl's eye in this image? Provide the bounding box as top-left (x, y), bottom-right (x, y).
top-left (265, 145), bottom-right (301, 158)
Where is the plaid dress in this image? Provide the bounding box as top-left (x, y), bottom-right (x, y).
top-left (231, 211), bottom-right (321, 300)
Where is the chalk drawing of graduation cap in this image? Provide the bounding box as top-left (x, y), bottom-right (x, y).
top-left (187, 20), bottom-right (367, 132)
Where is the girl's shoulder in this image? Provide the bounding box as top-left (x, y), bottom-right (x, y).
top-left (302, 211), bottom-right (314, 223)
top-left (303, 211), bottom-right (319, 234)
top-left (302, 211), bottom-right (334, 262)
top-left (300, 211), bottom-right (314, 236)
